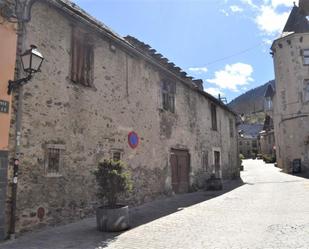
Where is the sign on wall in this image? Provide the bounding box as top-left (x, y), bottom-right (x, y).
top-left (0, 100), bottom-right (9, 114)
top-left (128, 131), bottom-right (139, 149)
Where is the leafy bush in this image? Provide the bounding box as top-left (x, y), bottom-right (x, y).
top-left (262, 154), bottom-right (276, 164)
top-left (239, 154), bottom-right (245, 160)
top-left (94, 160), bottom-right (133, 208)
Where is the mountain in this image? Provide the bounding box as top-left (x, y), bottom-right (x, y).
top-left (228, 80), bottom-right (275, 115)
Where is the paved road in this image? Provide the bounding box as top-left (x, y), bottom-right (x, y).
top-left (1, 159), bottom-right (309, 249)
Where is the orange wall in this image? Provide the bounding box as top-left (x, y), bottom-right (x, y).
top-left (0, 17), bottom-right (17, 150)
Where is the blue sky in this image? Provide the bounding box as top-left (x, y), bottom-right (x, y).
top-left (73, 0), bottom-right (294, 102)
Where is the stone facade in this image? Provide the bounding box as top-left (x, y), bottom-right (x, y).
top-left (238, 124), bottom-right (263, 158)
top-left (4, 0), bottom-right (239, 235)
top-left (271, 2), bottom-right (309, 172)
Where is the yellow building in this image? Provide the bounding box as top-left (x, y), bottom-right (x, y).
top-left (0, 5), bottom-right (17, 239)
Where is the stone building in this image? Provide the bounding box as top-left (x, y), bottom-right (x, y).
top-left (270, 0), bottom-right (309, 173)
top-left (238, 124), bottom-right (263, 158)
top-left (259, 83), bottom-right (276, 158)
top-left (1, 0), bottom-right (239, 237)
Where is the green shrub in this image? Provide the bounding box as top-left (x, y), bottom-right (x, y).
top-left (94, 160), bottom-right (133, 208)
top-left (262, 154), bottom-right (276, 164)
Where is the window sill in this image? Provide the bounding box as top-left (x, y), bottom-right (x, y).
top-left (45, 173), bottom-right (63, 178)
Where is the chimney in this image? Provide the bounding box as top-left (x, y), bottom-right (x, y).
top-left (192, 79), bottom-right (204, 91)
top-left (299, 0), bottom-right (309, 15)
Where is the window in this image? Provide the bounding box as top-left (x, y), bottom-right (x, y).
top-left (303, 49), bottom-right (309, 65)
top-left (239, 141), bottom-right (242, 146)
top-left (45, 144), bottom-right (65, 176)
top-left (71, 27), bottom-right (94, 87)
top-left (304, 80), bottom-right (309, 102)
top-left (211, 103), bottom-right (217, 131)
top-left (113, 151), bottom-right (121, 161)
top-left (202, 151), bottom-right (208, 172)
top-left (229, 118), bottom-right (234, 137)
top-left (111, 149), bottom-right (122, 161)
top-left (162, 80), bottom-right (176, 112)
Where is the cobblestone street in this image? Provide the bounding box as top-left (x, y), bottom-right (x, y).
top-left (1, 159), bottom-right (309, 249)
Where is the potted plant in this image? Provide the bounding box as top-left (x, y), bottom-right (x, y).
top-left (94, 159), bottom-right (132, 232)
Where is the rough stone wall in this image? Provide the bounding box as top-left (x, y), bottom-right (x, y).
top-left (259, 132), bottom-right (275, 156)
top-left (7, 1), bottom-right (239, 233)
top-left (272, 33), bottom-right (309, 172)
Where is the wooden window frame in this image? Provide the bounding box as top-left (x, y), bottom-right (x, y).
top-left (71, 27), bottom-right (94, 87)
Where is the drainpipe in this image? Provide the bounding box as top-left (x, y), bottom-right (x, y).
top-left (9, 3), bottom-right (26, 240)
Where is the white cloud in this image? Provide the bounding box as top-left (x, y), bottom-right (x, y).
top-left (230, 5), bottom-right (244, 13)
top-left (267, 0), bottom-right (294, 8)
top-left (239, 0), bottom-right (292, 36)
top-left (220, 9), bottom-right (229, 16)
top-left (206, 63), bottom-right (254, 92)
top-left (255, 5), bottom-right (290, 35)
top-left (188, 67), bottom-right (208, 74)
top-left (205, 87), bottom-right (225, 97)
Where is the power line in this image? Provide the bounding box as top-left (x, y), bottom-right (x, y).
top-left (204, 43), bottom-right (264, 67)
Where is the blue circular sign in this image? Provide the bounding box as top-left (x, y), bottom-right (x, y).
top-left (128, 132), bottom-right (139, 149)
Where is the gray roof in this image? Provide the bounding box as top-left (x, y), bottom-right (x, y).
top-left (238, 124), bottom-right (264, 139)
top-left (283, 5), bottom-right (309, 33)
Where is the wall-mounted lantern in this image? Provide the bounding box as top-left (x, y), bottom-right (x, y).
top-left (8, 45), bottom-right (44, 95)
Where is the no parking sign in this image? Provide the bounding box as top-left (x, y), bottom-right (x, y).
top-left (128, 131), bottom-right (139, 149)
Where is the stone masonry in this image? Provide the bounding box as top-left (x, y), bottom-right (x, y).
top-left (5, 0), bottom-right (239, 235)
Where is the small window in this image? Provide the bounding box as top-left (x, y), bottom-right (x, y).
top-left (71, 27), bottom-right (94, 87)
top-left (229, 118), bottom-right (234, 137)
top-left (202, 151), bottom-right (208, 172)
top-left (162, 80), bottom-right (176, 113)
top-left (113, 151), bottom-right (121, 161)
top-left (303, 49), bottom-right (309, 65)
top-left (239, 141), bottom-right (242, 146)
top-left (45, 144), bottom-right (65, 176)
top-left (304, 80), bottom-right (309, 102)
top-left (111, 149), bottom-right (123, 161)
top-left (211, 103), bottom-right (217, 131)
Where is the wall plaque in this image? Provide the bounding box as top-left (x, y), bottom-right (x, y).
top-left (0, 100), bottom-right (9, 114)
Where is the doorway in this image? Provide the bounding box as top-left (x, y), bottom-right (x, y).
top-left (170, 149), bottom-right (190, 194)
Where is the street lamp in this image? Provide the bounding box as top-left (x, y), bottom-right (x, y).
top-left (8, 45), bottom-right (44, 95)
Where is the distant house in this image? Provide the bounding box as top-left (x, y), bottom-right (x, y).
top-left (270, 0), bottom-right (309, 172)
top-left (238, 124), bottom-right (263, 158)
top-left (260, 83), bottom-right (276, 158)
top-left (0, 0), bottom-right (239, 237)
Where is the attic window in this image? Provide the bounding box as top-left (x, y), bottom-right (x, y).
top-left (71, 27), bottom-right (94, 87)
top-left (303, 49), bottom-right (309, 65)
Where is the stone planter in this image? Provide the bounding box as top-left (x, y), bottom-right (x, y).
top-left (96, 205), bottom-right (130, 232)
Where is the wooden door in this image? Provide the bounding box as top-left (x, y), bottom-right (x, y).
top-left (170, 150), bottom-right (190, 194)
